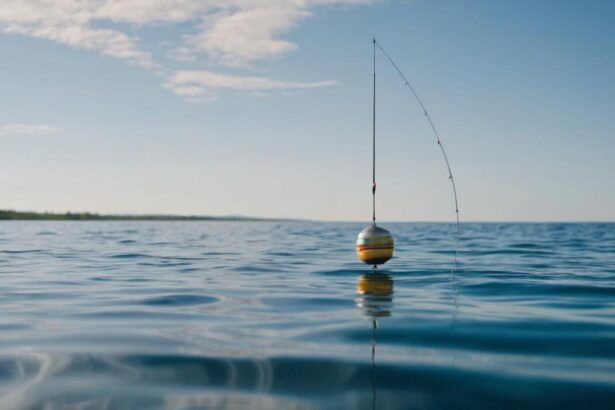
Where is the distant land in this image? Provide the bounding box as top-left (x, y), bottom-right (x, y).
top-left (0, 210), bottom-right (290, 222)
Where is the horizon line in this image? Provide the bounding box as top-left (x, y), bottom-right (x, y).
top-left (1, 209), bottom-right (613, 224)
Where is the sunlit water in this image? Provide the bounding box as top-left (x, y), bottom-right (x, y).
top-left (0, 222), bottom-right (613, 409)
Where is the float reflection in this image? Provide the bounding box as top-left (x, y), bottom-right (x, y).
top-left (356, 272), bottom-right (394, 410)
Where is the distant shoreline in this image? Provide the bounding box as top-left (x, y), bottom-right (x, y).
top-left (1, 210), bottom-right (612, 223)
top-left (0, 210), bottom-right (291, 222)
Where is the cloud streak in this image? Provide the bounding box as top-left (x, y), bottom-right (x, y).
top-left (164, 69), bottom-right (336, 100)
top-left (0, 1), bottom-right (371, 99)
top-left (0, 123), bottom-right (60, 137)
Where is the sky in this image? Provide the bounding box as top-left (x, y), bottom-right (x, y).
top-left (0, 0), bottom-right (613, 222)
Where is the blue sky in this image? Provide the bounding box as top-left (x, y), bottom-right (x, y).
top-left (0, 0), bottom-right (613, 221)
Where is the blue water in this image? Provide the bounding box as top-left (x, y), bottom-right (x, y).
top-left (0, 222), bottom-right (614, 409)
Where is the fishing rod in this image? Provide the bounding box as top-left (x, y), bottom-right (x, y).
top-left (375, 38), bottom-right (460, 277)
top-left (356, 38), bottom-right (460, 277)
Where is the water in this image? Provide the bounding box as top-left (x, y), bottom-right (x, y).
top-left (0, 221), bottom-right (613, 409)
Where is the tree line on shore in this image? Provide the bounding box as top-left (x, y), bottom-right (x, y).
top-left (0, 210), bottom-right (273, 221)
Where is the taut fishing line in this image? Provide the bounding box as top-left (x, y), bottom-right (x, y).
top-left (374, 39), bottom-right (460, 279)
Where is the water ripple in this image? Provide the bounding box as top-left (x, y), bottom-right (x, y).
top-left (0, 221), bottom-right (613, 409)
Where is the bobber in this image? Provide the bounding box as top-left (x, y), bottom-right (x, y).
top-left (356, 225), bottom-right (394, 266)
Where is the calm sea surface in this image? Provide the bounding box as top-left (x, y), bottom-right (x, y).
top-left (0, 221), bottom-right (613, 409)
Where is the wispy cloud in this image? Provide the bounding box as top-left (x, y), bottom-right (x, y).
top-left (0, 1), bottom-right (157, 69)
top-left (0, 1), bottom-right (371, 99)
top-left (194, 6), bottom-right (309, 68)
top-left (165, 70), bottom-right (336, 99)
top-left (0, 123), bottom-right (60, 137)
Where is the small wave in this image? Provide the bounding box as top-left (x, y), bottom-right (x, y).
top-left (116, 229), bottom-right (139, 234)
top-left (232, 265), bottom-right (280, 273)
top-left (262, 296), bottom-right (351, 310)
top-left (75, 310), bottom-right (194, 320)
top-left (201, 251), bottom-right (237, 256)
top-left (510, 243), bottom-right (542, 249)
top-left (316, 269), bottom-right (364, 276)
top-left (266, 251), bottom-right (294, 257)
top-left (464, 281), bottom-right (615, 298)
top-left (109, 253), bottom-right (150, 259)
top-left (109, 253), bottom-right (207, 260)
top-left (0, 249), bottom-right (44, 254)
top-left (179, 267), bottom-right (200, 273)
top-left (140, 294), bottom-right (219, 306)
top-left (137, 261), bottom-right (192, 267)
top-left (464, 249), bottom-right (556, 256)
top-left (342, 321), bottom-right (615, 359)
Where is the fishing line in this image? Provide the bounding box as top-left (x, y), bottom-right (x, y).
top-left (373, 38), bottom-right (460, 279)
top-left (372, 38), bottom-right (377, 225)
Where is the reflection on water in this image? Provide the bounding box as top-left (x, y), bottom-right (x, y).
top-left (356, 272), bottom-right (394, 410)
top-left (356, 273), bottom-right (394, 319)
